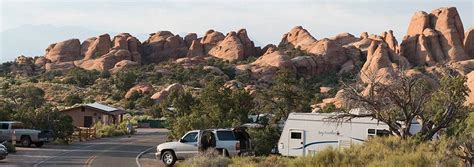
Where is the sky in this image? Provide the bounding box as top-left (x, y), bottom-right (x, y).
top-left (0, 0), bottom-right (473, 62)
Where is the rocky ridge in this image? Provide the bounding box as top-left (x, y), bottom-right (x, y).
top-left (9, 7), bottom-right (474, 106)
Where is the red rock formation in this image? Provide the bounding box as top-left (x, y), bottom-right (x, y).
top-left (201, 30), bottom-right (225, 53)
top-left (184, 33), bottom-right (197, 48)
top-left (400, 7), bottom-right (467, 66)
top-left (329, 33), bottom-right (360, 46)
top-left (110, 60), bottom-right (139, 73)
top-left (125, 83), bottom-right (155, 99)
top-left (465, 27), bottom-right (474, 58)
top-left (237, 29), bottom-right (258, 58)
top-left (291, 56), bottom-right (318, 76)
top-left (83, 34), bottom-right (112, 60)
top-left (187, 40), bottom-right (205, 57)
top-left (206, 29), bottom-right (258, 61)
top-left (142, 31), bottom-right (188, 63)
top-left (208, 31), bottom-right (245, 61)
top-left (249, 46), bottom-right (295, 80)
top-left (45, 39), bottom-right (82, 63)
top-left (360, 41), bottom-right (410, 83)
top-left (151, 83), bottom-right (184, 102)
top-left (279, 26), bottom-right (317, 50)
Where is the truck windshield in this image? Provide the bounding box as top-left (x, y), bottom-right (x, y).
top-left (11, 123), bottom-right (24, 129)
top-left (182, 132), bottom-right (198, 142)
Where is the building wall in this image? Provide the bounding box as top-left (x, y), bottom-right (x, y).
top-left (61, 107), bottom-right (119, 127)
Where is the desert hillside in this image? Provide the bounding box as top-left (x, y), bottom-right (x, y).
top-left (3, 7), bottom-right (473, 111)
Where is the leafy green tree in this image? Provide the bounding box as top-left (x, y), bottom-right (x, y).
top-left (100, 70), bottom-right (111, 78)
top-left (262, 68), bottom-right (311, 123)
top-left (164, 78), bottom-right (254, 139)
top-left (246, 125), bottom-right (280, 155)
top-left (65, 68), bottom-right (100, 87)
top-left (6, 86), bottom-right (45, 110)
top-left (0, 100), bottom-right (14, 120)
top-left (114, 70), bottom-right (139, 91)
top-left (342, 69), bottom-right (469, 140)
top-left (445, 109), bottom-right (474, 165)
top-left (65, 94), bottom-right (83, 106)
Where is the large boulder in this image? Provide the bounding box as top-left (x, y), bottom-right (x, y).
top-left (15, 55), bottom-right (33, 65)
top-left (279, 26), bottom-right (317, 50)
top-left (125, 83), bottom-right (155, 99)
top-left (308, 39), bottom-right (349, 73)
top-left (44, 39), bottom-right (82, 63)
top-left (201, 30), bottom-right (225, 53)
top-left (449, 59), bottom-right (474, 75)
top-left (207, 29), bottom-right (258, 61)
top-left (44, 62), bottom-right (75, 72)
top-left (187, 39), bottom-right (205, 57)
top-left (291, 56), bottom-right (317, 76)
top-left (151, 83), bottom-right (184, 102)
top-left (400, 7), bottom-right (467, 66)
top-left (34, 57), bottom-right (50, 67)
top-left (382, 30), bottom-right (398, 52)
top-left (465, 27), bottom-right (474, 58)
top-left (110, 60), bottom-right (139, 73)
top-left (81, 37), bottom-right (97, 58)
top-left (465, 71), bottom-right (474, 105)
top-left (224, 80), bottom-right (244, 90)
top-left (142, 31), bottom-right (188, 63)
top-left (83, 34), bottom-right (112, 60)
top-left (329, 33), bottom-right (360, 46)
top-left (250, 46), bottom-right (295, 80)
top-left (280, 27), bottom-right (360, 76)
top-left (360, 41), bottom-right (410, 84)
top-left (208, 31), bottom-right (245, 61)
top-left (184, 33), bottom-right (198, 48)
top-left (237, 29), bottom-right (258, 58)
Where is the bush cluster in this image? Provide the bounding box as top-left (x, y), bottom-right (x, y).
top-left (93, 121), bottom-right (136, 138)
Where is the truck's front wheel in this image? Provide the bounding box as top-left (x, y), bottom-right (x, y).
top-left (20, 136), bottom-right (31, 147)
top-left (161, 150), bottom-right (176, 166)
top-left (35, 142), bottom-right (44, 147)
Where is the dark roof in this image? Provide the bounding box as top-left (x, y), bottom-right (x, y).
top-left (60, 102), bottom-right (126, 116)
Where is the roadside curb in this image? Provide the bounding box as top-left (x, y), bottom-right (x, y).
top-left (135, 146), bottom-right (155, 167)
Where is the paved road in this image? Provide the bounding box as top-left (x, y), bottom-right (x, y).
top-left (0, 128), bottom-right (168, 167)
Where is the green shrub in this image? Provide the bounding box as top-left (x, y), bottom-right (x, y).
top-left (65, 94), bottom-right (83, 106)
top-left (179, 149), bottom-right (231, 167)
top-left (93, 121), bottom-right (135, 138)
top-left (230, 156), bottom-right (289, 167)
top-left (227, 136), bottom-right (462, 166)
top-left (246, 126), bottom-right (280, 155)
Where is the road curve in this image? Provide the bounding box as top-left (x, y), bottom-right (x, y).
top-left (1, 128), bottom-right (168, 167)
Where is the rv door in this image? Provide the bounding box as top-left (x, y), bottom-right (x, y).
top-left (288, 129), bottom-right (305, 156)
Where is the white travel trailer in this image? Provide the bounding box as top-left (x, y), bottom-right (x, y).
top-left (277, 112), bottom-right (422, 157)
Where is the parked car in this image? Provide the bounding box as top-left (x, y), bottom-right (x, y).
top-left (155, 128), bottom-right (252, 166)
top-left (0, 121), bottom-right (53, 147)
top-left (0, 142), bottom-right (8, 160)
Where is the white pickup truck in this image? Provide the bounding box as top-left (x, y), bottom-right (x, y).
top-left (155, 128), bottom-right (252, 166)
top-left (0, 121), bottom-right (53, 147)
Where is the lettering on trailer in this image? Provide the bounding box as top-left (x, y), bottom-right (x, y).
top-left (317, 130), bottom-right (340, 136)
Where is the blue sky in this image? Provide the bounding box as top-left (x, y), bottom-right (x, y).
top-left (0, 0), bottom-right (473, 62)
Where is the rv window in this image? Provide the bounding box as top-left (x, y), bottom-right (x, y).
top-left (367, 129), bottom-right (376, 135)
top-left (376, 129), bottom-right (391, 137)
top-left (290, 132), bottom-right (302, 139)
